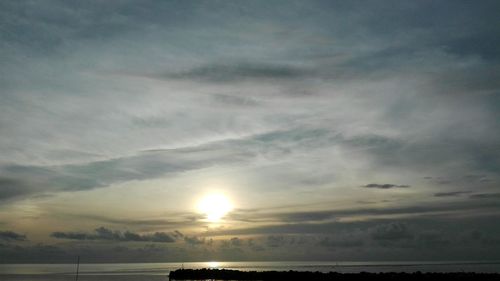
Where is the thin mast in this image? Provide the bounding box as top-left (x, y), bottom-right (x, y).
top-left (75, 256), bottom-right (80, 281)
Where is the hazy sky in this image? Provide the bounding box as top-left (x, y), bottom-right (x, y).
top-left (1, 0), bottom-right (500, 263)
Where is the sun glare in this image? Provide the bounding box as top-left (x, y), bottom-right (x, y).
top-left (206, 261), bottom-right (220, 268)
top-left (197, 193), bottom-right (232, 222)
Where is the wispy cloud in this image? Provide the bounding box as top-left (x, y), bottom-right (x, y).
top-left (0, 137), bottom-right (259, 202)
top-left (362, 184), bottom-right (411, 189)
top-left (434, 191), bottom-right (471, 197)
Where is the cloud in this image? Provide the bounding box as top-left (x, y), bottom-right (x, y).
top-left (51, 232), bottom-right (88, 240)
top-left (230, 237), bottom-right (243, 247)
top-left (318, 236), bottom-right (364, 248)
top-left (416, 231), bottom-right (450, 248)
top-left (0, 242), bottom-right (179, 263)
top-left (161, 62), bottom-right (312, 83)
top-left (0, 230), bottom-right (27, 241)
top-left (6, 216), bottom-right (500, 262)
top-left (266, 235), bottom-right (287, 248)
top-left (247, 239), bottom-right (265, 252)
top-left (0, 243), bottom-right (67, 263)
top-left (225, 199), bottom-right (500, 228)
top-left (62, 213), bottom-right (198, 229)
top-left (172, 230), bottom-right (184, 238)
top-left (184, 236), bottom-right (206, 245)
top-left (215, 200), bottom-right (500, 237)
top-left (463, 174), bottom-right (489, 182)
top-left (434, 191), bottom-right (471, 197)
top-left (275, 210), bottom-right (337, 223)
top-left (210, 94), bottom-right (260, 107)
top-left (0, 127), bottom-right (424, 204)
top-left (0, 178), bottom-right (34, 201)
top-left (469, 193), bottom-right (500, 199)
top-left (51, 227), bottom-right (175, 243)
top-left (370, 222), bottom-right (413, 241)
top-left (0, 137), bottom-right (258, 202)
top-left (362, 183), bottom-right (410, 189)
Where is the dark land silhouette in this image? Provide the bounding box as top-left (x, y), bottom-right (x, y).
top-left (169, 268), bottom-right (500, 281)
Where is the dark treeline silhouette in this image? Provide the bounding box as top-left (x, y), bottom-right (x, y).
top-left (169, 268), bottom-right (500, 281)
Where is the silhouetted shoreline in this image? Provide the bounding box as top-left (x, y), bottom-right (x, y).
top-left (169, 268), bottom-right (500, 281)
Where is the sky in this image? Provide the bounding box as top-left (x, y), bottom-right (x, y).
top-left (1, 0), bottom-right (500, 263)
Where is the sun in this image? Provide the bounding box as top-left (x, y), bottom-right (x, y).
top-left (197, 193), bottom-right (232, 222)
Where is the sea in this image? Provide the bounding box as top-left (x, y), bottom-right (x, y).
top-left (0, 261), bottom-right (499, 281)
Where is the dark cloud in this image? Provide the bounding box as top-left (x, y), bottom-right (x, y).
top-left (416, 231), bottom-right (450, 248)
top-left (434, 191), bottom-right (471, 197)
top-left (148, 232), bottom-right (176, 243)
top-left (230, 237), bottom-right (243, 247)
top-left (0, 178), bottom-right (34, 201)
top-left (51, 232), bottom-right (88, 240)
top-left (172, 230), bottom-right (184, 238)
top-left (371, 222), bottom-right (413, 241)
top-left (184, 236), bottom-right (206, 245)
top-left (51, 227), bottom-right (175, 243)
top-left (362, 183), bottom-right (410, 189)
top-left (457, 229), bottom-right (500, 247)
top-left (163, 62), bottom-right (312, 83)
top-left (276, 210), bottom-right (336, 223)
top-left (266, 235), bottom-right (287, 248)
top-left (0, 242), bottom-right (180, 263)
top-left (0, 243), bottom-right (68, 263)
top-left (0, 230), bottom-right (27, 242)
top-left (247, 239), bottom-right (265, 252)
top-left (318, 236), bottom-right (364, 248)
top-left (469, 193), bottom-right (500, 199)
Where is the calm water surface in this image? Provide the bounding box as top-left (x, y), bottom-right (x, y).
top-left (1, 261), bottom-right (499, 281)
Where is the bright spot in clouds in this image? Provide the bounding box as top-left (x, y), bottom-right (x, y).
top-left (197, 193), bottom-right (232, 222)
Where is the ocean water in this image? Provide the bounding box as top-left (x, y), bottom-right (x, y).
top-left (0, 261), bottom-right (499, 281)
